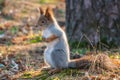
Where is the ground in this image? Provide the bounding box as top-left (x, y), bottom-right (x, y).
top-left (0, 0), bottom-right (120, 80)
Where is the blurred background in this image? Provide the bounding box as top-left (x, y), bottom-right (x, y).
top-left (0, 0), bottom-right (120, 50)
top-left (0, 0), bottom-right (65, 44)
top-left (66, 0), bottom-right (120, 50)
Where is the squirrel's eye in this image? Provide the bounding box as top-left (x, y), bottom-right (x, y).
top-left (41, 21), bottom-right (45, 23)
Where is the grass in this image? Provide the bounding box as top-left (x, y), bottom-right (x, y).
top-left (0, 30), bottom-right (5, 34)
top-left (3, 15), bottom-right (14, 20)
top-left (72, 48), bottom-right (89, 55)
top-left (28, 36), bottom-right (42, 44)
top-left (24, 69), bottom-right (86, 80)
top-left (39, 0), bottom-right (58, 4)
top-left (19, 52), bottom-right (120, 80)
top-left (109, 54), bottom-right (120, 59)
top-left (10, 26), bottom-right (19, 34)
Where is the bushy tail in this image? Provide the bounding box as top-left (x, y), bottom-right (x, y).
top-left (68, 56), bottom-right (91, 69)
top-left (68, 54), bottom-right (118, 73)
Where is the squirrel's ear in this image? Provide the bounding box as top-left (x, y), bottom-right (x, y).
top-left (45, 7), bottom-right (53, 21)
top-left (39, 7), bottom-right (44, 15)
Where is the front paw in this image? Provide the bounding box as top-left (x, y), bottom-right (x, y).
top-left (42, 37), bottom-right (46, 41)
top-left (42, 37), bottom-right (48, 42)
top-left (42, 37), bottom-right (51, 42)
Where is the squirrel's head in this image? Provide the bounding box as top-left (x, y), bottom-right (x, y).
top-left (35, 7), bottom-right (54, 30)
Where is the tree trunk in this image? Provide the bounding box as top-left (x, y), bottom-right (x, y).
top-left (66, 0), bottom-right (120, 47)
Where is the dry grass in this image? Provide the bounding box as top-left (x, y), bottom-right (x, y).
top-left (29, 53), bottom-right (120, 80)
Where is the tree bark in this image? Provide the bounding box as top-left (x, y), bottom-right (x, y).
top-left (66, 0), bottom-right (120, 47)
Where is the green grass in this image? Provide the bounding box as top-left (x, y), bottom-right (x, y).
top-left (39, 0), bottom-right (57, 4)
top-left (34, 69), bottom-right (85, 80)
top-left (69, 41), bottom-right (90, 49)
top-left (21, 72), bottom-right (32, 79)
top-left (109, 54), bottom-right (120, 59)
top-left (0, 30), bottom-right (5, 34)
top-left (4, 15), bottom-right (13, 20)
top-left (72, 48), bottom-right (89, 55)
top-left (28, 36), bottom-right (42, 44)
top-left (10, 26), bottom-right (19, 34)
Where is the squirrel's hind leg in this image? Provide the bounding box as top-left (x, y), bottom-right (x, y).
top-left (51, 49), bottom-right (68, 69)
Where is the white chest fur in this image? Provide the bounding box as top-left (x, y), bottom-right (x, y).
top-left (43, 27), bottom-right (59, 67)
top-left (42, 29), bottom-right (52, 38)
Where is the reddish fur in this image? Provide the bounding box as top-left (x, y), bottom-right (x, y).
top-left (43, 34), bottom-right (58, 42)
top-left (39, 7), bottom-right (44, 15)
top-left (45, 7), bottom-right (54, 22)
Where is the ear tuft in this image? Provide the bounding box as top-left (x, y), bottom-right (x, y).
top-left (39, 7), bottom-right (44, 15)
top-left (46, 7), bottom-right (52, 13)
top-left (45, 7), bottom-right (54, 21)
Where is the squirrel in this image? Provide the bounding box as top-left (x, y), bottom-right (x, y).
top-left (35, 7), bottom-right (82, 74)
top-left (35, 7), bottom-right (117, 74)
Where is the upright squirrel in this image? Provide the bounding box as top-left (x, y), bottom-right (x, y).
top-left (36, 7), bottom-right (81, 74)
